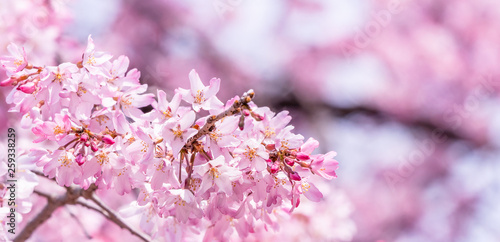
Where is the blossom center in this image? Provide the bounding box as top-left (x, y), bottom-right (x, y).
top-left (301, 182), bottom-right (310, 192)
top-left (54, 72), bottom-right (63, 83)
top-left (264, 127), bottom-right (275, 138)
top-left (96, 152), bottom-right (110, 165)
top-left (155, 160), bottom-right (165, 171)
top-left (194, 90), bottom-right (205, 104)
top-left (58, 154), bottom-right (72, 167)
top-left (53, 125), bottom-right (65, 135)
top-left (209, 130), bottom-right (221, 141)
top-left (163, 108), bottom-right (172, 119)
top-left (244, 147), bottom-right (257, 160)
top-left (14, 59), bottom-right (23, 67)
top-left (209, 167), bottom-right (221, 179)
top-left (86, 55), bottom-right (96, 65)
top-left (121, 96), bottom-right (133, 108)
top-left (77, 85), bottom-right (87, 96)
top-left (174, 197), bottom-right (186, 206)
top-left (172, 128), bottom-right (184, 139)
top-left (95, 115), bottom-right (110, 125)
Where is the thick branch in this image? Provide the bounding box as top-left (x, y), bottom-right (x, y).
top-left (16, 183), bottom-right (149, 242)
top-left (14, 192), bottom-right (67, 242)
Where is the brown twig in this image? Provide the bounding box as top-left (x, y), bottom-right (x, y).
top-left (33, 189), bottom-right (52, 199)
top-left (183, 89), bottom-right (255, 152)
top-left (180, 90), bottom-right (256, 190)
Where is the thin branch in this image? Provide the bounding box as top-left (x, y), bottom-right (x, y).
top-left (89, 195), bottom-right (150, 242)
top-left (14, 192), bottom-right (67, 242)
top-left (74, 200), bottom-right (104, 215)
top-left (33, 189), bottom-right (53, 199)
top-left (183, 89), bottom-right (255, 152)
top-left (31, 170), bottom-right (57, 182)
top-left (65, 207), bottom-right (92, 239)
top-left (14, 184), bottom-right (89, 241)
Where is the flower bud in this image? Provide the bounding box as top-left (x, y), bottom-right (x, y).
top-left (91, 142), bottom-right (99, 152)
top-left (285, 157), bottom-right (295, 166)
top-left (80, 132), bottom-right (89, 142)
top-left (75, 153), bottom-right (86, 166)
top-left (18, 82), bottom-right (36, 94)
top-left (296, 153), bottom-right (310, 161)
top-left (102, 134), bottom-right (115, 145)
top-left (0, 77), bottom-right (15, 86)
top-left (290, 171), bottom-right (301, 181)
top-left (265, 144), bottom-right (275, 150)
top-left (270, 163), bottom-right (279, 174)
top-left (238, 114), bottom-right (245, 130)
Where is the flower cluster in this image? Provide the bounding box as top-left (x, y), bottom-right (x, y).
top-left (0, 36), bottom-right (339, 240)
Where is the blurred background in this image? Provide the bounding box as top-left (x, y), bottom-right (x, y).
top-left (2, 0), bottom-right (500, 241)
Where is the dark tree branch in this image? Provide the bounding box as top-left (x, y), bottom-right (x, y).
top-left (17, 182), bottom-right (150, 242)
top-left (270, 92), bottom-right (488, 148)
top-left (14, 190), bottom-right (73, 242)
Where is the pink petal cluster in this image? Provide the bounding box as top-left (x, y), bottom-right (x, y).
top-left (0, 37), bottom-right (340, 241)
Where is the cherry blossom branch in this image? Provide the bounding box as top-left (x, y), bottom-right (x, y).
top-left (33, 190), bottom-right (52, 199)
top-left (13, 185), bottom-right (95, 242)
top-left (1, 37), bottom-right (340, 241)
top-left (65, 207), bottom-right (92, 239)
top-left (25, 176), bottom-right (147, 240)
top-left (74, 200), bottom-right (104, 214)
top-left (183, 89), bottom-right (255, 152)
top-left (17, 184), bottom-right (150, 242)
top-left (89, 195), bottom-right (151, 242)
top-left (180, 89), bottom-right (257, 189)
top-left (14, 195), bottom-right (64, 242)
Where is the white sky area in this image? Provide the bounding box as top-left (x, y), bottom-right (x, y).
top-left (65, 0), bottom-right (120, 41)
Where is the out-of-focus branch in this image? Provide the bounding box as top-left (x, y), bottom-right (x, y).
top-left (18, 182), bottom-right (150, 242)
top-left (89, 195), bottom-right (150, 242)
top-left (75, 200), bottom-right (104, 214)
top-left (271, 93), bottom-right (487, 148)
top-left (32, 170), bottom-right (57, 182)
top-left (65, 207), bottom-right (92, 239)
top-left (13, 185), bottom-right (84, 242)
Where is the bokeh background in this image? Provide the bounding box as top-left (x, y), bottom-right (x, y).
top-left (2, 0), bottom-right (500, 241)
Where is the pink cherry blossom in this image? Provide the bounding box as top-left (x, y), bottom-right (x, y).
top-left (310, 151), bottom-right (339, 180)
top-left (233, 138), bottom-right (269, 172)
top-left (0, 35), bottom-right (341, 242)
top-left (176, 69), bottom-right (224, 112)
top-left (82, 35), bottom-right (113, 75)
top-left (0, 43), bottom-right (28, 74)
top-left (194, 155), bottom-right (242, 196)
